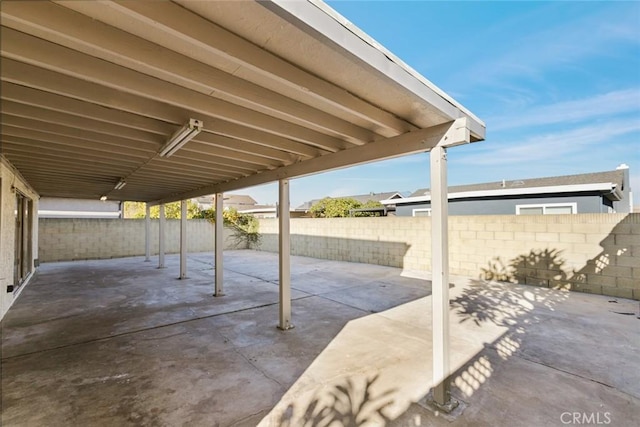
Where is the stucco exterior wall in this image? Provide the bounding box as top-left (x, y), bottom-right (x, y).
top-left (1, 158), bottom-right (39, 320)
top-left (38, 219), bottom-right (235, 262)
top-left (257, 214), bottom-right (640, 300)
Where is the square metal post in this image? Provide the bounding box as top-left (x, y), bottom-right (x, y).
top-left (158, 203), bottom-right (166, 269)
top-left (278, 179), bottom-right (293, 330)
top-left (214, 192), bottom-right (224, 296)
top-left (180, 200), bottom-right (187, 279)
top-left (430, 145), bottom-right (454, 408)
top-left (144, 204), bottom-right (151, 262)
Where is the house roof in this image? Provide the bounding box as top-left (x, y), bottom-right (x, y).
top-left (384, 169), bottom-right (626, 205)
top-left (0, 0), bottom-right (484, 205)
top-left (222, 194), bottom-right (257, 207)
top-left (296, 191), bottom-right (404, 211)
top-left (238, 205), bottom-right (277, 214)
top-left (195, 194), bottom-right (257, 210)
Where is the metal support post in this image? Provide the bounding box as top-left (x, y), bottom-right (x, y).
top-left (180, 200), bottom-right (187, 279)
top-left (144, 204), bottom-right (151, 262)
top-left (158, 203), bottom-right (166, 269)
top-left (214, 193), bottom-right (224, 296)
top-left (430, 145), bottom-right (456, 410)
top-left (278, 179), bottom-right (293, 330)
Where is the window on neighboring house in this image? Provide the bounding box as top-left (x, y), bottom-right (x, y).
top-left (412, 208), bottom-right (431, 217)
top-left (516, 203), bottom-right (577, 215)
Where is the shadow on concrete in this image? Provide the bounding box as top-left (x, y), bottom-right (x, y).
top-left (446, 279), bottom-right (568, 393)
top-left (4, 250), bottom-right (638, 426)
top-left (277, 374), bottom-right (396, 426)
top-left (1, 251), bottom-right (433, 426)
top-left (478, 214), bottom-right (638, 299)
top-left (259, 277), bottom-right (570, 425)
top-left (261, 265), bottom-right (639, 426)
top-left (416, 275), bottom-right (639, 426)
top-left (414, 280), bottom-right (568, 423)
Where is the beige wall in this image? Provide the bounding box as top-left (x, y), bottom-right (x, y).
top-left (34, 214), bottom-right (640, 300)
top-left (1, 157), bottom-right (39, 320)
top-left (257, 214), bottom-right (640, 300)
top-left (39, 219), bottom-right (236, 262)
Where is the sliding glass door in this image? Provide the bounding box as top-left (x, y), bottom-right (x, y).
top-left (13, 192), bottom-right (33, 289)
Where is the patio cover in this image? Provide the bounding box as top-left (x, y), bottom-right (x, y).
top-left (0, 0), bottom-right (485, 409)
top-left (0, 0), bottom-right (483, 201)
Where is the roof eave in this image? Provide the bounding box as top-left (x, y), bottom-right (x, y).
top-left (381, 182), bottom-right (619, 205)
top-left (260, 0), bottom-right (486, 141)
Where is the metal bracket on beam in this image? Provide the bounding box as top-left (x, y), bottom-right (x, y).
top-left (437, 117), bottom-right (470, 148)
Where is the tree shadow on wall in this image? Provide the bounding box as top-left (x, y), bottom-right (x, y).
top-left (277, 374), bottom-right (396, 427)
top-left (480, 248), bottom-right (570, 289)
top-left (569, 214), bottom-right (636, 296)
top-left (479, 214), bottom-right (637, 297)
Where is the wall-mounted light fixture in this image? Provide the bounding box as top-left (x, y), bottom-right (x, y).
top-left (100, 195), bottom-right (108, 201)
top-left (159, 118), bottom-right (203, 157)
top-left (114, 179), bottom-right (126, 190)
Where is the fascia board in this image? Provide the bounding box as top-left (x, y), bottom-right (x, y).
top-left (261, 0), bottom-right (486, 140)
top-left (381, 182), bottom-right (617, 205)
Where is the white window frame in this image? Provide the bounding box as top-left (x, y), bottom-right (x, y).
top-left (412, 208), bottom-right (432, 217)
top-left (516, 202), bottom-right (577, 215)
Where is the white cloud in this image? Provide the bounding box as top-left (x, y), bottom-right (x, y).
top-left (458, 119), bottom-right (640, 166)
top-left (488, 89), bottom-right (640, 132)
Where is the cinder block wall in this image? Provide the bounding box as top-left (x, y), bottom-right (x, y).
top-left (257, 214), bottom-right (640, 300)
top-left (258, 217), bottom-right (424, 268)
top-left (39, 219), bottom-right (235, 262)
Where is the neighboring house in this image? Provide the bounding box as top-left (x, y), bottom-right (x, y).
top-left (195, 194), bottom-right (259, 211)
top-left (295, 191), bottom-right (406, 216)
top-left (237, 205), bottom-right (278, 218)
top-left (383, 165), bottom-right (632, 217)
top-left (197, 194), bottom-right (279, 218)
top-left (38, 197), bottom-right (122, 218)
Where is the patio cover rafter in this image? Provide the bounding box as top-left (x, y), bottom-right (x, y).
top-left (149, 118), bottom-right (471, 206)
top-left (1, 0), bottom-right (484, 203)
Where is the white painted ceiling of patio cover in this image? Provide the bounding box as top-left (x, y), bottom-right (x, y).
top-left (0, 0), bottom-right (485, 203)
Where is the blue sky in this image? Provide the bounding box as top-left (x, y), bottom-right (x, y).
top-left (243, 0), bottom-right (640, 208)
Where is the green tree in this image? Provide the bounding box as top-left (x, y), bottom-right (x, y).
top-left (354, 200), bottom-right (384, 217)
top-left (199, 207), bottom-right (261, 248)
top-left (123, 200), bottom-right (202, 219)
top-left (309, 197), bottom-right (360, 218)
top-left (123, 201), bottom-right (147, 219)
top-left (309, 198), bottom-right (384, 218)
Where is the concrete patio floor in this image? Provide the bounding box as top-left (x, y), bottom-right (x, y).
top-left (1, 250), bottom-right (638, 426)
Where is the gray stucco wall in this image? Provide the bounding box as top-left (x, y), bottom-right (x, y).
top-left (395, 193), bottom-right (609, 216)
